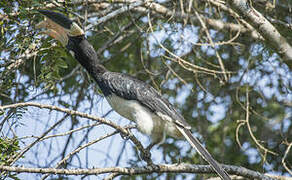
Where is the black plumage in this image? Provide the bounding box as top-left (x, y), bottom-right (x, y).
top-left (100, 72), bottom-right (191, 128)
top-left (66, 35), bottom-right (230, 180)
top-left (37, 10), bottom-right (231, 180)
top-left (66, 35), bottom-right (191, 129)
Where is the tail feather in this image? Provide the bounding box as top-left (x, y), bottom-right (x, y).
top-left (176, 126), bottom-right (231, 180)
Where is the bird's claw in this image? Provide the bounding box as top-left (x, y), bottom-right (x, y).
top-left (141, 149), bottom-right (151, 162)
top-left (120, 132), bottom-right (130, 140)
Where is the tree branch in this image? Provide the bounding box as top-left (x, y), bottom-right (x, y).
top-left (0, 163), bottom-right (278, 180)
top-left (85, 0), bottom-right (146, 31)
top-left (86, 0), bottom-right (263, 40)
top-left (227, 0), bottom-right (292, 62)
top-left (0, 102), bottom-right (154, 166)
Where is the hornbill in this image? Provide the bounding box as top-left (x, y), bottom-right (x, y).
top-left (36, 10), bottom-right (231, 180)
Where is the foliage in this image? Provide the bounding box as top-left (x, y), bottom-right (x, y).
top-left (0, 137), bottom-right (20, 180)
top-left (0, 0), bottom-right (291, 179)
top-left (0, 137), bottom-right (20, 164)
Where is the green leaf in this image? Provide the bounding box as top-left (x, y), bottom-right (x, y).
top-left (56, 59), bottom-right (68, 69)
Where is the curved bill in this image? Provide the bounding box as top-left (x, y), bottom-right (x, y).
top-left (38, 10), bottom-right (72, 30)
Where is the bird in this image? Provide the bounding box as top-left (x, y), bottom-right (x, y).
top-left (36, 10), bottom-right (231, 180)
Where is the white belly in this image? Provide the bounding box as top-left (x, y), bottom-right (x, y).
top-left (105, 94), bottom-right (181, 143)
top-left (106, 95), bottom-right (164, 140)
top-left (106, 94), bottom-right (136, 121)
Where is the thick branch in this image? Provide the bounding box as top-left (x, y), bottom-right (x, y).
top-left (0, 164), bottom-right (277, 180)
top-left (85, 0), bottom-right (145, 30)
top-left (227, 0), bottom-right (292, 62)
top-left (86, 0), bottom-right (262, 40)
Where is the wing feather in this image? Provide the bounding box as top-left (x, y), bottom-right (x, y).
top-left (101, 72), bottom-right (191, 129)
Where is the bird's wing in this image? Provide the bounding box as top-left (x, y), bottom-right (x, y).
top-left (101, 72), bottom-right (231, 179)
top-left (101, 72), bottom-right (191, 129)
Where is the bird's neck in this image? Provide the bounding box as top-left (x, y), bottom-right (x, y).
top-left (67, 36), bottom-right (107, 80)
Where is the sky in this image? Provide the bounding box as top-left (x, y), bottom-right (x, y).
top-left (1, 2), bottom-right (292, 179)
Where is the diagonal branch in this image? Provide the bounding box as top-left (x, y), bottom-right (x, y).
top-left (85, 0), bottom-right (146, 31)
top-left (193, 9), bottom-right (229, 82)
top-left (227, 0), bottom-right (292, 62)
top-left (0, 102), bottom-right (154, 166)
top-left (88, 0), bottom-right (263, 40)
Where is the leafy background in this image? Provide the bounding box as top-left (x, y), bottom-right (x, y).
top-left (0, 0), bottom-right (291, 179)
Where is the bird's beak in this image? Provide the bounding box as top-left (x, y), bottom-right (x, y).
top-left (36, 10), bottom-right (84, 46)
top-left (38, 10), bottom-right (73, 30)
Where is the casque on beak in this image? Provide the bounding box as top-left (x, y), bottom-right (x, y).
top-left (36, 10), bottom-right (84, 46)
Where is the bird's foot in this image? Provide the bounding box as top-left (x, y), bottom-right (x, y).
top-left (120, 132), bottom-right (130, 140)
top-left (120, 124), bottom-right (136, 140)
top-left (141, 148), bottom-right (152, 162)
top-left (141, 143), bottom-right (155, 161)
top-left (145, 142), bottom-right (155, 152)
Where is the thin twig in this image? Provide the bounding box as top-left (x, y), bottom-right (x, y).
top-left (41, 130), bottom-right (121, 180)
top-left (282, 142), bottom-right (292, 175)
top-left (0, 102), bottom-right (154, 166)
top-left (193, 10), bottom-right (228, 82)
top-left (245, 86), bottom-right (277, 156)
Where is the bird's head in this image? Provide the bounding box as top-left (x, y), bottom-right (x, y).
top-left (36, 10), bottom-right (84, 47)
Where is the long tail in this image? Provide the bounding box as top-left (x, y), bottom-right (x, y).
top-left (176, 126), bottom-right (231, 180)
